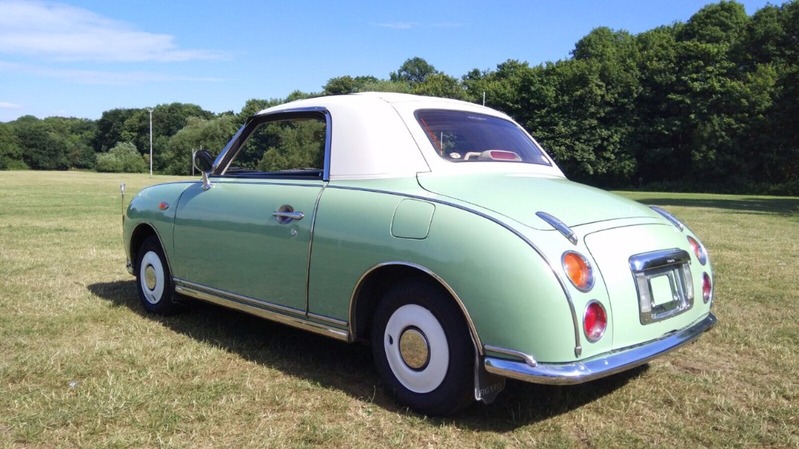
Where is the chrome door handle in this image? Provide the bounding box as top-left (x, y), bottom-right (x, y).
top-left (273, 210), bottom-right (305, 222)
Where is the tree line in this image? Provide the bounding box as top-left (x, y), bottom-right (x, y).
top-left (1, 1), bottom-right (796, 195)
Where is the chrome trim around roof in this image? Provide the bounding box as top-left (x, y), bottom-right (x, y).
top-left (484, 313), bottom-right (716, 385)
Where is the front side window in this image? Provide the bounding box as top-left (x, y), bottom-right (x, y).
top-left (220, 113), bottom-right (326, 178)
top-left (415, 109), bottom-right (550, 166)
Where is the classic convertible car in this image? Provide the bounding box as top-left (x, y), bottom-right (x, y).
top-left (123, 92), bottom-right (716, 415)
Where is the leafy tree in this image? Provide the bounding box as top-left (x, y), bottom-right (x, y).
top-left (677, 0), bottom-right (748, 46)
top-left (323, 75), bottom-right (380, 95)
top-left (390, 57), bottom-right (438, 85)
top-left (3, 1), bottom-right (798, 194)
top-left (48, 117), bottom-right (97, 169)
top-left (286, 90), bottom-right (316, 102)
top-left (146, 103), bottom-right (215, 172)
top-left (739, 4), bottom-right (786, 67)
top-left (356, 79), bottom-right (412, 93)
top-left (162, 115), bottom-right (240, 175)
top-left (412, 73), bottom-right (466, 99)
top-left (465, 59), bottom-right (537, 120)
top-left (95, 142), bottom-right (147, 173)
top-left (529, 59), bottom-right (638, 185)
top-left (93, 108), bottom-right (136, 153)
top-left (257, 119), bottom-right (325, 172)
top-left (239, 98), bottom-right (282, 123)
top-left (11, 116), bottom-right (69, 170)
top-left (0, 123), bottom-right (24, 169)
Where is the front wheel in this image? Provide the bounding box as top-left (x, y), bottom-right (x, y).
top-left (371, 279), bottom-right (475, 416)
top-left (135, 236), bottom-right (179, 315)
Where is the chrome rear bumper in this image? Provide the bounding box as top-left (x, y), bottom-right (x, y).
top-left (484, 313), bottom-right (717, 385)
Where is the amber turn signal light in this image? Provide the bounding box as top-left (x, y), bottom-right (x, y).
top-left (562, 251), bottom-right (594, 291)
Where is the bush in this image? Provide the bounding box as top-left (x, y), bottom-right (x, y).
top-left (95, 142), bottom-right (147, 173)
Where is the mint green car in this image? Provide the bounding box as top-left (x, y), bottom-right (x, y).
top-left (123, 92), bottom-right (716, 415)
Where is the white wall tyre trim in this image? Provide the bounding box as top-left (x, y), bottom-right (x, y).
top-left (139, 250), bottom-right (165, 305)
top-left (383, 304), bottom-right (449, 394)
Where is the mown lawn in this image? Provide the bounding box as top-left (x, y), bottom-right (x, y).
top-left (1, 171), bottom-right (797, 448)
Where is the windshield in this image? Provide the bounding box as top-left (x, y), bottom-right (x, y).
top-left (415, 109), bottom-right (551, 165)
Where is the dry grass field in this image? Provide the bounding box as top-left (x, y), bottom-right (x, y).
top-left (1, 171), bottom-right (797, 448)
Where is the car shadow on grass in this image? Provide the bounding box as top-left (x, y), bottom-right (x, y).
top-left (89, 280), bottom-right (646, 430)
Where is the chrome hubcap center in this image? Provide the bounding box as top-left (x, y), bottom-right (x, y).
top-left (399, 327), bottom-right (430, 370)
top-left (144, 265), bottom-right (157, 290)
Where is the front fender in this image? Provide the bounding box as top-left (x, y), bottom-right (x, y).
top-left (124, 182), bottom-right (195, 268)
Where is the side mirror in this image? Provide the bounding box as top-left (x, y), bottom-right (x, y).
top-left (194, 149), bottom-right (214, 173)
top-left (193, 149), bottom-right (215, 190)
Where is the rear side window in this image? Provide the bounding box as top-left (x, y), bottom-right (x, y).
top-left (415, 109), bottom-right (550, 165)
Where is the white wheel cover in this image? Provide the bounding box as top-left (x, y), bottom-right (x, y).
top-left (384, 304), bottom-right (449, 394)
top-left (139, 250), bottom-right (164, 305)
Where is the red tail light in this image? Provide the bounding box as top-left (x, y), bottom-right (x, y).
top-left (583, 301), bottom-right (607, 342)
top-left (688, 236), bottom-right (707, 265)
top-left (702, 273), bottom-right (712, 303)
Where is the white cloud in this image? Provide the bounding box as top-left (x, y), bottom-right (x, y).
top-left (0, 101), bottom-right (22, 109)
top-left (0, 60), bottom-right (225, 85)
top-left (0, 1), bottom-right (229, 62)
top-left (377, 22), bottom-right (420, 30)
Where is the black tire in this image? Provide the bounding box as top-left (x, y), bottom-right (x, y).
top-left (135, 236), bottom-right (179, 315)
top-left (371, 279), bottom-right (475, 416)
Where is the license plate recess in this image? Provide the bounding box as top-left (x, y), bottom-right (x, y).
top-left (629, 249), bottom-right (694, 325)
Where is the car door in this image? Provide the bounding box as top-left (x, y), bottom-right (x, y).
top-left (171, 111), bottom-right (328, 314)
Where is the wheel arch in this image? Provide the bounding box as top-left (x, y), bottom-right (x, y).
top-left (129, 223), bottom-right (163, 270)
top-left (349, 262), bottom-right (483, 356)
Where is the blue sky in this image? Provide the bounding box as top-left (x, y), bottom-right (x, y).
top-left (0, 0), bottom-right (775, 122)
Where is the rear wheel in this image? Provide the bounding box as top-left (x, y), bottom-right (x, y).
top-left (135, 236), bottom-right (179, 315)
top-left (371, 279), bottom-right (474, 416)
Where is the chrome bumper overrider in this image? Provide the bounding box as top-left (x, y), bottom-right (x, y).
top-left (484, 313), bottom-right (717, 385)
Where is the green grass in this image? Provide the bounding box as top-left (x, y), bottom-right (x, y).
top-left (1, 171), bottom-right (797, 448)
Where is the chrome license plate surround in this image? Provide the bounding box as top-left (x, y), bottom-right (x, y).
top-left (630, 249), bottom-right (694, 325)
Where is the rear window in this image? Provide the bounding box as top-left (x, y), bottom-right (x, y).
top-left (415, 109), bottom-right (550, 165)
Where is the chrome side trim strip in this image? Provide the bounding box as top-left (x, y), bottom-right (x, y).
top-left (650, 206), bottom-right (685, 231)
top-left (536, 211), bottom-right (578, 245)
top-left (174, 279), bottom-right (351, 342)
top-left (484, 345), bottom-right (538, 368)
top-left (484, 313), bottom-right (716, 385)
top-left (304, 185), bottom-right (327, 316)
top-left (308, 312), bottom-right (348, 328)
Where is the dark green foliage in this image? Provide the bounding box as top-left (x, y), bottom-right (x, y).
top-left (95, 142), bottom-right (147, 173)
top-left (458, 1), bottom-right (798, 194)
top-left (161, 115), bottom-right (240, 175)
top-left (323, 75), bottom-right (380, 95)
top-left (256, 119), bottom-right (325, 172)
top-left (0, 123), bottom-right (24, 169)
top-left (2, 1), bottom-right (797, 195)
top-left (230, 117), bottom-right (325, 172)
top-left (12, 116), bottom-right (69, 170)
top-left (390, 57), bottom-right (438, 85)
